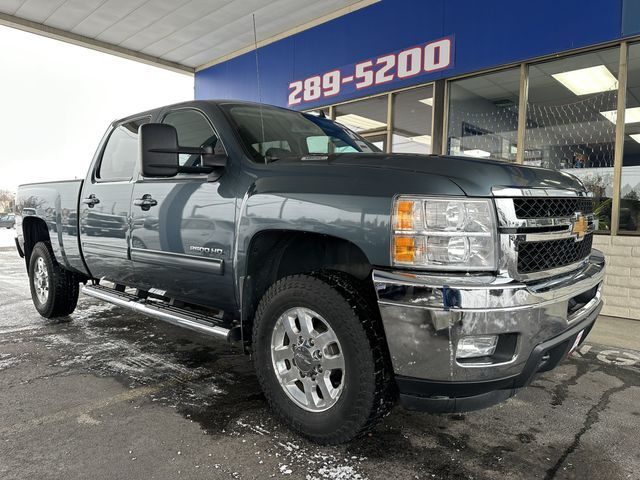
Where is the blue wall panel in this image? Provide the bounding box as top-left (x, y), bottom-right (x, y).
top-left (195, 0), bottom-right (624, 109)
top-left (623, 0), bottom-right (640, 35)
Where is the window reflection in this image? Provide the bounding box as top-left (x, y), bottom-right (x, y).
top-left (620, 43), bottom-right (640, 233)
top-left (392, 86), bottom-right (433, 154)
top-left (526, 48), bottom-right (619, 231)
top-left (447, 68), bottom-right (520, 161)
top-left (334, 96), bottom-right (388, 151)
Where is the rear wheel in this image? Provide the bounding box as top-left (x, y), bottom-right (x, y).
top-left (253, 272), bottom-right (395, 444)
top-left (28, 242), bottom-right (79, 319)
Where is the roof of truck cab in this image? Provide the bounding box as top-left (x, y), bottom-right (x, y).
top-left (113, 99), bottom-right (296, 125)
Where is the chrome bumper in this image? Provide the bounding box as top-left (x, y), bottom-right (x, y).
top-left (373, 250), bottom-right (605, 383)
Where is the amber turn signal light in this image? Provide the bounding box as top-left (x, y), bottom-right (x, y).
top-left (394, 200), bottom-right (416, 230)
top-left (393, 236), bottom-right (416, 263)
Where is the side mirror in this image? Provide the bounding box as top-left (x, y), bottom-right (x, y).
top-left (139, 123), bottom-right (228, 178)
top-left (139, 123), bottom-right (179, 177)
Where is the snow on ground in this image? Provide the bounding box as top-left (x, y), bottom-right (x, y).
top-left (0, 227), bottom-right (15, 248)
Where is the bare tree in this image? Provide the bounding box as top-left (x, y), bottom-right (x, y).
top-left (0, 189), bottom-right (15, 213)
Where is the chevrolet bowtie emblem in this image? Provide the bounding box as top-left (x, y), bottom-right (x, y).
top-left (571, 214), bottom-right (588, 240)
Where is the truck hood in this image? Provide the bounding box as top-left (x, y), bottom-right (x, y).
top-left (326, 153), bottom-right (584, 196)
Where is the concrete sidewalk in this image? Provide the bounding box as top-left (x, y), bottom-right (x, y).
top-left (589, 314), bottom-right (640, 351)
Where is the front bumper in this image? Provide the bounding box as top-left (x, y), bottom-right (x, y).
top-left (373, 250), bottom-right (605, 412)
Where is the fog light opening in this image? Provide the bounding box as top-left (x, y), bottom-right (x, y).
top-left (456, 335), bottom-right (498, 359)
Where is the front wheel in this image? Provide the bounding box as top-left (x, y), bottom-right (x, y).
top-left (253, 272), bottom-right (395, 444)
top-left (28, 242), bottom-right (79, 319)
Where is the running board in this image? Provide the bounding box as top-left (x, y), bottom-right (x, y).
top-left (82, 284), bottom-right (234, 341)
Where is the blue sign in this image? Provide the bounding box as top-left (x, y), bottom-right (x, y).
top-left (287, 36), bottom-right (453, 106)
top-left (195, 0), bottom-right (625, 109)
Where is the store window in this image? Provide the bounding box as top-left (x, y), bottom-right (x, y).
top-left (620, 43), bottom-right (640, 233)
top-left (525, 48), bottom-right (620, 232)
top-left (334, 95), bottom-right (388, 151)
top-left (392, 86), bottom-right (433, 154)
top-left (447, 68), bottom-right (520, 161)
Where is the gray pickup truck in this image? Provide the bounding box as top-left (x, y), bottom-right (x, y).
top-left (15, 100), bottom-right (604, 444)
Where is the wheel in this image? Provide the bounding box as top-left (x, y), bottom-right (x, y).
top-left (28, 242), bottom-right (80, 319)
top-left (253, 271), bottom-right (395, 444)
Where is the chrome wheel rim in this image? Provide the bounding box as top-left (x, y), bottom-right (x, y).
top-left (33, 256), bottom-right (49, 304)
top-left (270, 307), bottom-right (345, 412)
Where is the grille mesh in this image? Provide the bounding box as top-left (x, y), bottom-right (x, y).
top-left (513, 198), bottom-right (594, 219)
top-left (517, 234), bottom-right (593, 274)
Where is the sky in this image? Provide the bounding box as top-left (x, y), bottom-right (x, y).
top-left (0, 25), bottom-right (194, 192)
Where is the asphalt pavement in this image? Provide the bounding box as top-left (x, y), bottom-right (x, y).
top-left (0, 247), bottom-right (638, 480)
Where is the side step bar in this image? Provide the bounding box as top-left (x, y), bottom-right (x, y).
top-left (82, 284), bottom-right (235, 341)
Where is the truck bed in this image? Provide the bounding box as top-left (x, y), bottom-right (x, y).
top-left (16, 179), bottom-right (88, 276)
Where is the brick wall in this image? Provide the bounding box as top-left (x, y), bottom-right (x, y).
top-left (593, 235), bottom-right (640, 320)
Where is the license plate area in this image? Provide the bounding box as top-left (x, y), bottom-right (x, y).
top-left (568, 330), bottom-right (585, 355)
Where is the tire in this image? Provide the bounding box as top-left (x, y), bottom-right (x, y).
top-left (28, 241), bottom-right (80, 319)
top-left (253, 271), bottom-right (396, 444)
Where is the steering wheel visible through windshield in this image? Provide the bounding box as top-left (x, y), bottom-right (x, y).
top-left (219, 103), bottom-right (381, 163)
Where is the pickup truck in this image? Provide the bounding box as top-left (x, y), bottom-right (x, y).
top-left (15, 100), bottom-right (604, 444)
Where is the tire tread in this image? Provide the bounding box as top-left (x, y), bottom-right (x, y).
top-left (29, 241), bottom-right (79, 319)
top-left (252, 271), bottom-right (396, 444)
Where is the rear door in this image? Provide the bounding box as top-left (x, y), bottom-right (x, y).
top-left (130, 107), bottom-right (237, 310)
top-left (79, 117), bottom-right (149, 283)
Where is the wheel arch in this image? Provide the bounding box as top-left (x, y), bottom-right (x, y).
top-left (21, 216), bottom-right (51, 265)
top-left (241, 229), bottom-right (376, 342)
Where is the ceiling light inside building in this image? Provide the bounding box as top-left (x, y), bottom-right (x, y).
top-left (335, 114), bottom-right (386, 130)
top-left (462, 149), bottom-right (491, 158)
top-left (552, 65), bottom-right (618, 95)
top-left (418, 98), bottom-right (434, 106)
top-left (600, 107), bottom-right (640, 124)
top-left (410, 135), bottom-right (432, 145)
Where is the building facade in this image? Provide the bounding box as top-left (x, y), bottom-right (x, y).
top-left (194, 0), bottom-right (640, 320)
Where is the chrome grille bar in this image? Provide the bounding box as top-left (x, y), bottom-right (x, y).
top-left (493, 187), bottom-right (595, 281)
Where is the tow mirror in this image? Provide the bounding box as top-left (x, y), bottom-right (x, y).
top-left (139, 123), bottom-right (228, 178)
top-left (139, 123), bottom-right (179, 177)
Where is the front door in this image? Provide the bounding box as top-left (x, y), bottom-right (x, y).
top-left (79, 117), bottom-right (149, 283)
top-left (130, 108), bottom-right (236, 310)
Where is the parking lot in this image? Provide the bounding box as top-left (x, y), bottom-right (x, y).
top-left (0, 247), bottom-right (639, 480)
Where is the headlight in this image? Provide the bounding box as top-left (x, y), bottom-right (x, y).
top-left (392, 196), bottom-right (497, 270)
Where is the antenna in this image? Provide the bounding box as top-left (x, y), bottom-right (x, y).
top-left (252, 13), bottom-right (266, 164)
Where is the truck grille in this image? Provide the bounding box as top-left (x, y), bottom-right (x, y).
top-left (494, 191), bottom-right (596, 279)
top-left (517, 234), bottom-right (593, 274)
top-left (513, 197), bottom-right (594, 219)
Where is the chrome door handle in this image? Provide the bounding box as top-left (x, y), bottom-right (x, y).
top-left (82, 195), bottom-right (100, 207)
top-left (134, 194), bottom-right (158, 211)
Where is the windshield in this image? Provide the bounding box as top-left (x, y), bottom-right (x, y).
top-left (220, 103), bottom-right (381, 163)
